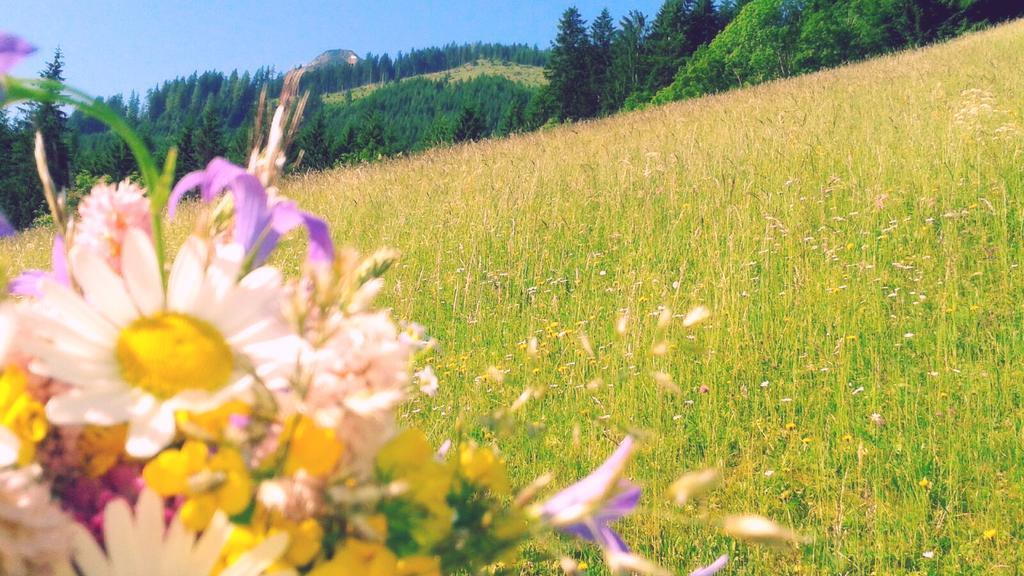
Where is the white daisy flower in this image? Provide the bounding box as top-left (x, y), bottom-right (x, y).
top-left (19, 228), bottom-right (299, 457)
top-left (72, 488), bottom-right (288, 576)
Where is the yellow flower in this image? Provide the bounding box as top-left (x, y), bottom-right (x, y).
top-left (0, 364), bottom-right (48, 466)
top-left (918, 477), bottom-right (932, 490)
top-left (458, 443), bottom-right (510, 495)
top-left (77, 424), bottom-right (128, 477)
top-left (784, 422), bottom-right (797, 431)
top-left (143, 440), bottom-right (209, 495)
top-left (310, 540), bottom-right (397, 576)
top-left (176, 400), bottom-right (250, 441)
top-left (284, 416), bottom-right (344, 478)
top-left (377, 429), bottom-right (435, 476)
top-left (264, 515), bottom-right (324, 567)
top-left (396, 556), bottom-right (441, 576)
top-left (218, 506), bottom-right (327, 572)
top-left (142, 440), bottom-right (253, 531)
top-left (983, 529), bottom-right (998, 541)
top-left (376, 430), bottom-right (454, 548)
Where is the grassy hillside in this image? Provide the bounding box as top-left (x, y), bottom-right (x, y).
top-left (321, 59), bottom-right (546, 104)
top-left (5, 19), bottom-right (1024, 575)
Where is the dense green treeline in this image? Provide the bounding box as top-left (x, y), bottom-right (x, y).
top-left (540, 0), bottom-right (1023, 120)
top-left (294, 75), bottom-right (537, 169)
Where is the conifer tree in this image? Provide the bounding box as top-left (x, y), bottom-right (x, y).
top-left (175, 119), bottom-right (200, 179)
top-left (645, 0), bottom-right (691, 91)
top-left (453, 104), bottom-right (486, 142)
top-left (590, 8), bottom-right (617, 115)
top-left (193, 103), bottom-right (225, 164)
top-left (425, 114), bottom-right (454, 146)
top-left (296, 112), bottom-right (333, 171)
top-left (356, 110), bottom-right (387, 161)
top-left (689, 0), bottom-right (722, 49)
top-left (611, 10), bottom-right (651, 108)
top-left (0, 111), bottom-right (44, 228)
top-left (32, 48), bottom-right (71, 190)
top-left (544, 7), bottom-right (596, 121)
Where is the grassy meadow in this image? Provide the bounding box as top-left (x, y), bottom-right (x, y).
top-left (5, 19), bottom-right (1024, 576)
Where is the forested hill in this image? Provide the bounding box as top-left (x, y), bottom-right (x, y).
top-left (69, 41), bottom-right (548, 138)
top-left (57, 41), bottom-right (547, 201)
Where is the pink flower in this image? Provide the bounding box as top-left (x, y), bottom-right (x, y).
top-left (0, 466), bottom-right (72, 576)
top-left (74, 180), bottom-right (152, 272)
top-left (305, 312), bottom-right (411, 420)
top-left (415, 366), bottom-right (439, 396)
top-left (297, 311), bottom-right (412, 475)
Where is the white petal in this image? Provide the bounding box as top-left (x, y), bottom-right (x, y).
top-left (23, 349), bottom-right (121, 389)
top-left (201, 266), bottom-right (281, 335)
top-left (71, 523), bottom-right (112, 576)
top-left (37, 280), bottom-right (119, 345)
top-left (46, 390), bottom-right (136, 426)
top-left (166, 379), bottom-right (249, 414)
top-left (71, 247), bottom-right (139, 326)
top-left (191, 512), bottom-right (231, 575)
top-left (220, 533), bottom-right (290, 576)
top-left (101, 498), bottom-right (140, 576)
top-left (0, 426), bottom-right (20, 467)
top-left (159, 515), bottom-right (194, 576)
top-left (134, 489), bottom-right (165, 568)
top-left (167, 237), bottom-right (206, 313)
top-left (121, 228), bottom-right (165, 316)
top-left (18, 312), bottom-right (113, 357)
top-left (125, 402), bottom-right (177, 458)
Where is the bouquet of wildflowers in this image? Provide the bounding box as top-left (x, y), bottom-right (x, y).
top-left (0, 32), bottom-right (800, 576)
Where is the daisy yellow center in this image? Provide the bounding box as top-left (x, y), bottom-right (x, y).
top-left (116, 312), bottom-right (233, 399)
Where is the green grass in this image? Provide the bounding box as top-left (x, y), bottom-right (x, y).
top-left (320, 59), bottom-right (546, 105)
top-left (5, 20), bottom-right (1024, 576)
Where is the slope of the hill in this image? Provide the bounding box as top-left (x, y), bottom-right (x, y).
top-left (321, 59), bottom-right (546, 105)
top-left (4, 19), bottom-right (1024, 576)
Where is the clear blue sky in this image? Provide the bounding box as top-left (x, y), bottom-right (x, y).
top-left (6, 1), bottom-right (664, 98)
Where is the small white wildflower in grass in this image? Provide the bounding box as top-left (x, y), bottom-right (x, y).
top-left (415, 366), bottom-right (438, 397)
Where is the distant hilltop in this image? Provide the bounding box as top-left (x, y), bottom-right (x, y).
top-left (307, 49), bottom-right (359, 68)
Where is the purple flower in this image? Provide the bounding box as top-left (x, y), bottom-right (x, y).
top-left (688, 555), bottom-right (729, 576)
top-left (542, 437), bottom-right (729, 576)
top-left (541, 436), bottom-right (639, 551)
top-left (170, 157), bottom-right (334, 266)
top-left (0, 32), bottom-right (35, 75)
top-left (9, 235), bottom-right (68, 297)
top-left (0, 211), bottom-right (14, 237)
